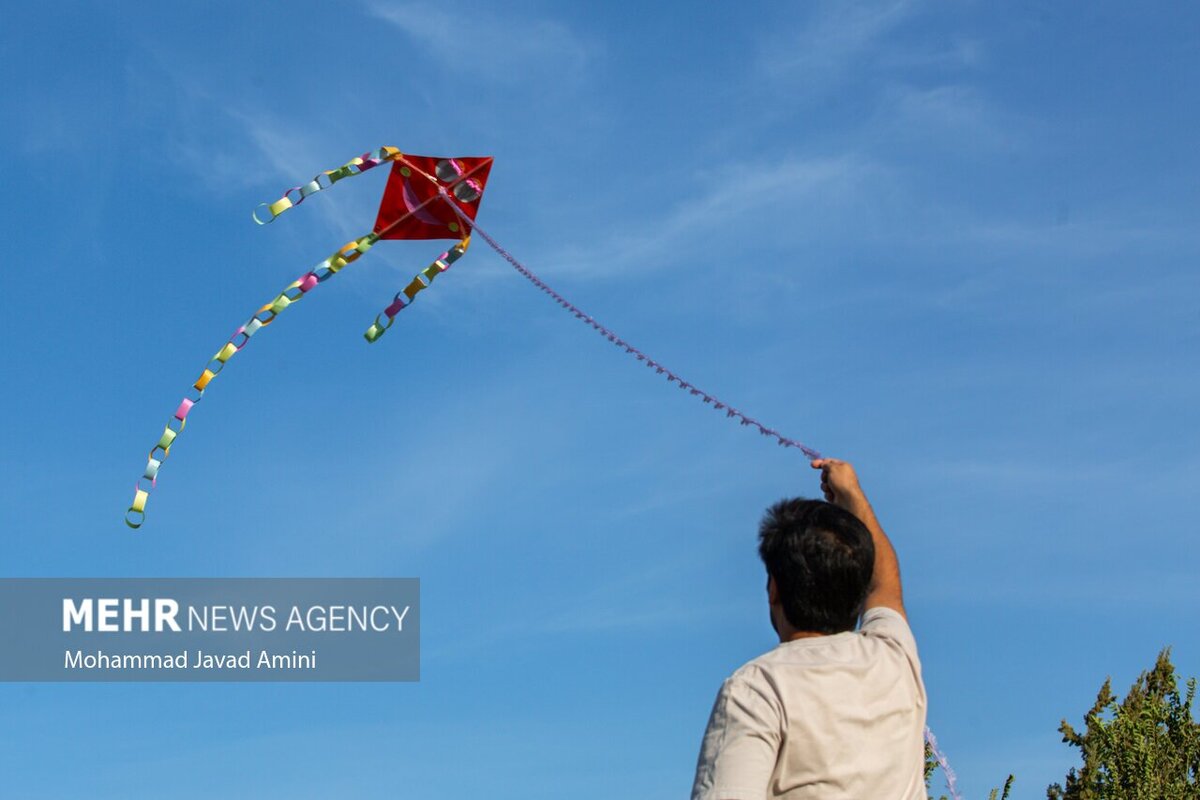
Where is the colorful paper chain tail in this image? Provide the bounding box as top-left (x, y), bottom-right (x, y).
top-left (924, 727), bottom-right (963, 800)
top-left (126, 147), bottom-right (466, 529)
top-left (436, 192), bottom-right (823, 460)
top-left (440, 193), bottom-right (961, 786)
top-left (251, 147), bottom-right (399, 225)
top-left (125, 232), bottom-right (380, 529)
top-left (128, 148), bottom-right (959, 800)
top-left (364, 238), bottom-right (470, 343)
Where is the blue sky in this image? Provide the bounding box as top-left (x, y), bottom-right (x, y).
top-left (2, 1), bottom-right (1199, 796)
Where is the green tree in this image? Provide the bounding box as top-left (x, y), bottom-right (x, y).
top-left (925, 742), bottom-right (947, 800)
top-left (1047, 648), bottom-right (1200, 799)
top-left (925, 741), bottom-right (1013, 800)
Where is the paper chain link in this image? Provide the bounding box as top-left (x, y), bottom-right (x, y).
top-left (433, 197), bottom-right (967, 787)
top-left (433, 194), bottom-right (969, 788)
top-left (131, 146), bottom-right (954, 788)
top-left (436, 192), bottom-right (824, 460)
top-left (128, 147), bottom-right (476, 528)
top-left (125, 232), bottom-right (381, 528)
top-left (252, 146), bottom-right (399, 225)
top-left (364, 238), bottom-right (470, 343)
top-left (135, 147), bottom-right (831, 527)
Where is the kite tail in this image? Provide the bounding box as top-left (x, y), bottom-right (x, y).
top-left (363, 237), bottom-right (471, 343)
top-left (252, 146), bottom-right (399, 225)
top-left (436, 192), bottom-right (823, 461)
top-left (925, 727), bottom-right (963, 800)
top-left (125, 232), bottom-right (379, 529)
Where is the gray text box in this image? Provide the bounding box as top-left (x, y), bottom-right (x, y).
top-left (0, 578), bottom-right (420, 682)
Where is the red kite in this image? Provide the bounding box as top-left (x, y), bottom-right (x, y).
top-left (127, 148), bottom-right (493, 528)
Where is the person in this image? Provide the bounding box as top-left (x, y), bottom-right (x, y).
top-left (690, 458), bottom-right (926, 800)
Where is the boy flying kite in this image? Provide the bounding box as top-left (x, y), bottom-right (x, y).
top-left (691, 459), bottom-right (926, 799)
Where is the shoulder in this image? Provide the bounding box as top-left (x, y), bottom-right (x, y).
top-left (714, 660), bottom-right (786, 717)
top-left (724, 659), bottom-right (776, 695)
top-left (859, 606), bottom-right (922, 674)
top-left (860, 606), bottom-right (917, 642)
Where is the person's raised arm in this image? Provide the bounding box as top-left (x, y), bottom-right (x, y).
top-left (811, 459), bottom-right (905, 620)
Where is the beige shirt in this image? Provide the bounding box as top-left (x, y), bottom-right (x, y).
top-left (691, 607), bottom-right (927, 800)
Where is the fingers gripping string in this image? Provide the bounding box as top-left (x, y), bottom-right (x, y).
top-left (125, 232), bottom-right (380, 528)
top-left (436, 192), bottom-right (822, 461)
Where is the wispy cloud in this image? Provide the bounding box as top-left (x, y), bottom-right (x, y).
top-left (872, 83), bottom-right (1024, 152)
top-left (423, 557), bottom-right (738, 662)
top-left (879, 36), bottom-right (985, 71)
top-left (959, 215), bottom-right (1181, 246)
top-left (366, 1), bottom-right (596, 85)
top-left (890, 449), bottom-right (1200, 510)
top-left (117, 44), bottom-right (383, 245)
top-left (757, 0), bottom-right (919, 91)
top-left (547, 155), bottom-right (881, 278)
top-left (165, 103), bottom-right (374, 241)
top-left (920, 571), bottom-right (1200, 612)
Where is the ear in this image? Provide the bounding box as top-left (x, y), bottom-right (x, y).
top-left (767, 575), bottom-right (779, 605)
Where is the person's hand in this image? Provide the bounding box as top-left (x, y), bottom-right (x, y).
top-left (810, 458), bottom-right (866, 510)
top-left (812, 458), bottom-right (903, 617)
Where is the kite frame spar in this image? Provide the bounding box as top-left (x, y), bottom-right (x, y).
top-left (126, 147), bottom-right (491, 528)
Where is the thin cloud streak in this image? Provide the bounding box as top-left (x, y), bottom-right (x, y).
top-left (757, 0), bottom-right (919, 90)
top-left (546, 155), bottom-right (880, 278)
top-left (367, 0), bottom-right (596, 84)
top-left (130, 52), bottom-right (376, 243)
top-left (872, 83), bottom-right (1025, 152)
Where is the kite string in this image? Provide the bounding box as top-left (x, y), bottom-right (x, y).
top-left (924, 727), bottom-right (963, 800)
top-left (439, 196), bottom-right (964, 792)
top-left (437, 193), bottom-right (822, 461)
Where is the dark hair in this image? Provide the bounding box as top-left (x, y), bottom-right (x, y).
top-left (758, 498), bottom-right (875, 634)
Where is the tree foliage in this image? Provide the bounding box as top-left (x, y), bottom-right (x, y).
top-left (1047, 648), bottom-right (1200, 799)
top-left (925, 741), bottom-right (1013, 800)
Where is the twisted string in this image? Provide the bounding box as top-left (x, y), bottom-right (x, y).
top-left (437, 195), bottom-right (966, 791)
top-left (131, 148), bottom-right (959, 795)
top-left (437, 192), bottom-right (823, 460)
top-left (925, 727), bottom-right (963, 800)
